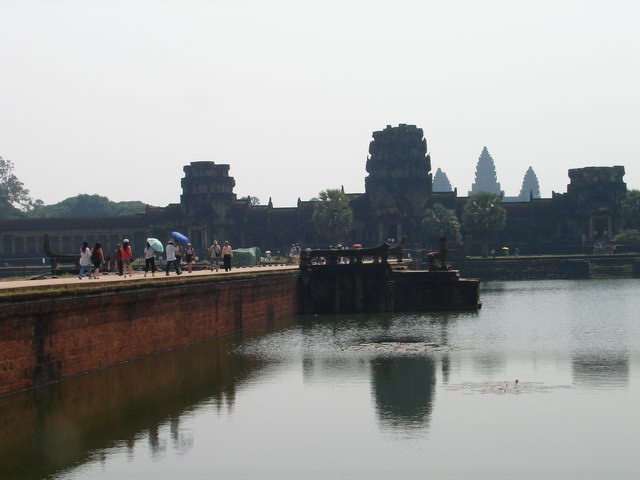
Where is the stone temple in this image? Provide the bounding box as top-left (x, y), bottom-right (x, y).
top-left (0, 124), bottom-right (628, 258)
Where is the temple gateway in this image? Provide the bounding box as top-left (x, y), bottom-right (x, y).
top-left (0, 124), bottom-right (627, 259)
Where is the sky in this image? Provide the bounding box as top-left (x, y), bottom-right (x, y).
top-left (1, 0), bottom-right (639, 208)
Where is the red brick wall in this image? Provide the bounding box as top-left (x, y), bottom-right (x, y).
top-left (0, 272), bottom-right (299, 397)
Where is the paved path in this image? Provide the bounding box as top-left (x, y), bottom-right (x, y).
top-left (0, 264), bottom-right (299, 292)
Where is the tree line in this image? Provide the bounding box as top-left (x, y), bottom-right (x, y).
top-left (0, 157), bottom-right (150, 218)
top-left (311, 188), bottom-right (640, 251)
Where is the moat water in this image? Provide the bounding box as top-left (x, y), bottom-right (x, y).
top-left (2, 279), bottom-right (640, 479)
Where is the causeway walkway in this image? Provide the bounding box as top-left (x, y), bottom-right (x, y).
top-left (0, 264), bottom-right (299, 292)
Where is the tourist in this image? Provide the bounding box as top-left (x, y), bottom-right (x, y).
top-left (165, 239), bottom-right (182, 276)
top-left (222, 240), bottom-right (233, 271)
top-left (208, 240), bottom-right (221, 271)
top-left (143, 241), bottom-right (156, 277)
top-left (114, 244), bottom-right (123, 275)
top-left (175, 242), bottom-right (183, 268)
top-left (289, 243), bottom-right (300, 265)
top-left (91, 242), bottom-right (105, 279)
top-left (121, 239), bottom-right (133, 278)
top-left (184, 242), bottom-right (196, 273)
top-left (78, 241), bottom-right (93, 279)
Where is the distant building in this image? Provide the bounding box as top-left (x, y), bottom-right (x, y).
top-left (432, 168), bottom-right (453, 193)
top-left (518, 166), bottom-right (541, 200)
top-left (469, 147), bottom-right (502, 196)
top-left (0, 125), bottom-right (628, 259)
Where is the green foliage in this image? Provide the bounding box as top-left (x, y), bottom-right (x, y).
top-left (621, 190), bottom-right (640, 229)
top-left (613, 229), bottom-right (640, 247)
top-left (461, 192), bottom-right (507, 234)
top-left (312, 189), bottom-right (354, 243)
top-left (241, 196), bottom-right (261, 206)
top-left (0, 199), bottom-right (25, 218)
top-left (0, 156), bottom-right (35, 216)
top-left (28, 194), bottom-right (151, 218)
top-left (422, 203), bottom-right (461, 246)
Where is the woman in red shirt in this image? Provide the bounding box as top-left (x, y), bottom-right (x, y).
top-left (121, 239), bottom-right (133, 278)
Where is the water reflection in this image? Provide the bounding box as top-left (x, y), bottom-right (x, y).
top-left (3, 280), bottom-right (640, 479)
top-left (371, 357), bottom-right (436, 431)
top-left (572, 353), bottom-right (629, 388)
top-left (0, 317), bottom-right (295, 480)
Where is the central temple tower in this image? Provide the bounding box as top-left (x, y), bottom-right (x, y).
top-left (365, 124), bottom-right (432, 244)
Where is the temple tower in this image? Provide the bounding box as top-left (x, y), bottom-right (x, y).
top-left (564, 166), bottom-right (626, 242)
top-left (432, 168), bottom-right (453, 192)
top-left (365, 124), bottom-right (432, 243)
top-left (518, 166), bottom-right (541, 200)
top-left (469, 147), bottom-right (502, 196)
top-left (180, 161), bottom-right (236, 248)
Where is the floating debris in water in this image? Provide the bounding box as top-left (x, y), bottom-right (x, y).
top-left (445, 380), bottom-right (571, 395)
top-left (342, 341), bottom-right (455, 354)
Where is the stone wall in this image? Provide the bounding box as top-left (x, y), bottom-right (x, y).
top-left (0, 272), bottom-right (299, 398)
top-left (393, 270), bottom-right (480, 311)
top-left (299, 263), bottom-right (480, 314)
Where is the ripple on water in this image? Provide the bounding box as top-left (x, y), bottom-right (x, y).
top-left (445, 380), bottom-right (571, 395)
top-left (341, 341), bottom-right (457, 354)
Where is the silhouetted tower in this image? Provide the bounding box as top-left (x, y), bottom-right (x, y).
top-left (365, 124), bottom-right (432, 243)
top-left (518, 166), bottom-right (541, 200)
top-left (180, 161), bottom-right (236, 249)
top-left (469, 147), bottom-right (502, 196)
top-left (432, 168), bottom-right (453, 192)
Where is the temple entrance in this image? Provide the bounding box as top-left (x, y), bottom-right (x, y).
top-left (590, 216), bottom-right (611, 241)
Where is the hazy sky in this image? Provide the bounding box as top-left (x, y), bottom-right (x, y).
top-left (1, 0), bottom-right (638, 207)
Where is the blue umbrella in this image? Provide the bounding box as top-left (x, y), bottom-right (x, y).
top-left (171, 231), bottom-right (190, 244)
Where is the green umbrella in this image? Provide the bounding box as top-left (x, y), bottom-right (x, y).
top-left (147, 238), bottom-right (163, 252)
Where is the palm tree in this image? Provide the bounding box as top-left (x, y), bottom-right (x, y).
top-left (422, 203), bottom-right (461, 247)
top-left (462, 192), bottom-right (507, 256)
top-left (312, 189), bottom-right (354, 244)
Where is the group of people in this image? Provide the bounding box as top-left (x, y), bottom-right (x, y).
top-left (79, 239), bottom-right (133, 279)
top-left (208, 240), bottom-right (233, 272)
top-left (78, 238), bottom-right (235, 279)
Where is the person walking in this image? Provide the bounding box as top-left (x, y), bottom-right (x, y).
top-left (165, 239), bottom-right (182, 276)
top-left (184, 243), bottom-right (196, 273)
top-left (208, 240), bottom-right (221, 271)
top-left (91, 242), bottom-right (105, 279)
top-left (121, 239), bottom-right (133, 278)
top-left (78, 241), bottom-right (93, 279)
top-left (144, 241), bottom-right (156, 277)
top-left (114, 244), bottom-right (123, 275)
top-left (175, 242), bottom-right (183, 268)
top-left (222, 240), bottom-right (233, 272)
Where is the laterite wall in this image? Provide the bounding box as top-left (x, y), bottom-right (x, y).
top-left (0, 272), bottom-right (299, 397)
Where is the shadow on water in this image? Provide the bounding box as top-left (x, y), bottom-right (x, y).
top-left (0, 316), bottom-right (297, 480)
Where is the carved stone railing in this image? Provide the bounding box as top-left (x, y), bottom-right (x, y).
top-left (300, 238), bottom-right (406, 268)
top-left (44, 233), bottom-right (79, 270)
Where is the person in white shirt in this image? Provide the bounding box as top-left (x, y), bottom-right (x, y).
top-left (165, 239), bottom-right (182, 276)
top-left (78, 241), bottom-right (94, 279)
top-left (208, 240), bottom-right (221, 271)
top-left (222, 241), bottom-right (233, 271)
top-left (144, 242), bottom-right (156, 277)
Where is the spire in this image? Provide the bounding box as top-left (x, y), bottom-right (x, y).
top-left (432, 168), bottom-right (453, 192)
top-left (518, 166), bottom-right (541, 200)
top-left (469, 146), bottom-right (502, 196)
